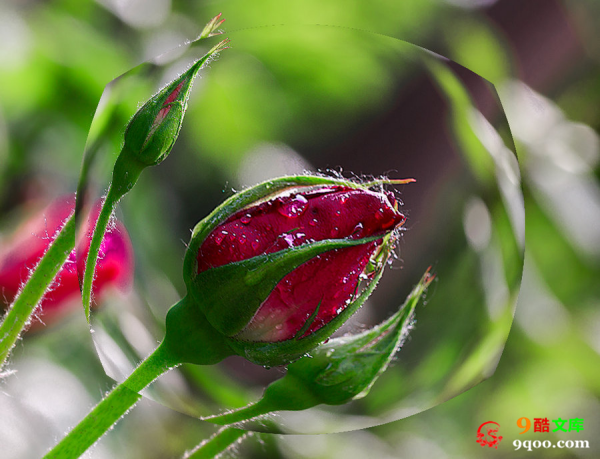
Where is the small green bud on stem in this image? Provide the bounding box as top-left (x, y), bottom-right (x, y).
top-left (112, 37), bottom-right (230, 196)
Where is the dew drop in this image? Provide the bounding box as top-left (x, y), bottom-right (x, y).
top-left (240, 214), bottom-right (252, 225)
top-left (214, 230), bottom-right (228, 245)
top-left (309, 218), bottom-right (318, 226)
top-left (251, 240), bottom-right (260, 251)
top-left (283, 234), bottom-right (295, 246)
top-left (278, 195), bottom-right (308, 218)
top-left (352, 222), bottom-right (364, 236)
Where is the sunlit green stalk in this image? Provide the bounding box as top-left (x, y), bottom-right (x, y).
top-left (0, 214), bottom-right (75, 370)
top-left (43, 341), bottom-right (178, 459)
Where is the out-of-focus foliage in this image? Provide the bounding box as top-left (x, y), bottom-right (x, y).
top-left (0, 0), bottom-right (598, 458)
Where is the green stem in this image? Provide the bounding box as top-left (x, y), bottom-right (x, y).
top-left (0, 214), bottom-right (76, 369)
top-left (81, 184), bottom-right (121, 321)
top-left (44, 341), bottom-right (178, 459)
top-left (185, 427), bottom-right (248, 459)
top-left (204, 398), bottom-right (273, 426)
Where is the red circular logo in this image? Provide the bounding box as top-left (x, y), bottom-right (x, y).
top-left (476, 421), bottom-right (503, 448)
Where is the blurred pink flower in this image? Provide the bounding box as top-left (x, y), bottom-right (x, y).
top-left (0, 195), bottom-right (133, 329)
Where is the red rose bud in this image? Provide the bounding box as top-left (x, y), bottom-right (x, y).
top-left (204, 268), bottom-right (435, 425)
top-left (196, 186), bottom-right (403, 342)
top-left (164, 175), bottom-right (413, 368)
top-left (111, 38), bottom-right (229, 197)
top-left (0, 196), bottom-right (133, 329)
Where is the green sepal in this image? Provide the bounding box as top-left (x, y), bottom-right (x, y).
top-left (163, 294), bottom-right (234, 366)
top-left (205, 268), bottom-right (434, 425)
top-left (191, 234), bottom-right (384, 337)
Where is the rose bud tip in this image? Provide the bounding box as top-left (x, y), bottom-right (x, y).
top-left (199, 13), bottom-right (226, 39)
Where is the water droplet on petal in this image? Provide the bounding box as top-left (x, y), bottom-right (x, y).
top-left (309, 218), bottom-right (318, 226)
top-left (278, 195), bottom-right (308, 218)
top-left (214, 230), bottom-right (228, 245)
top-left (240, 214), bottom-right (252, 225)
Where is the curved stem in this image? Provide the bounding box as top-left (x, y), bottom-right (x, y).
top-left (81, 184), bottom-right (120, 321)
top-left (184, 427), bottom-right (249, 459)
top-left (0, 214), bottom-right (76, 370)
top-left (44, 341), bottom-right (178, 459)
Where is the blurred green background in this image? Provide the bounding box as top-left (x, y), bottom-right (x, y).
top-left (0, 0), bottom-right (599, 458)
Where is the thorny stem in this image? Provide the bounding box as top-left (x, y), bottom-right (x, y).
top-left (184, 427), bottom-right (249, 459)
top-left (0, 214), bottom-right (76, 370)
top-left (43, 341), bottom-right (178, 459)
